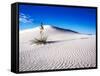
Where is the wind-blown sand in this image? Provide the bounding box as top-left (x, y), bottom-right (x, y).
top-left (19, 25), bottom-right (96, 71)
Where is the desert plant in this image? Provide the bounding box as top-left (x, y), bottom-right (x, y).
top-left (31, 22), bottom-right (48, 45)
top-left (32, 35), bottom-right (48, 45)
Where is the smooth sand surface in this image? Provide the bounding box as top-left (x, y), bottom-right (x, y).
top-left (19, 25), bottom-right (96, 71)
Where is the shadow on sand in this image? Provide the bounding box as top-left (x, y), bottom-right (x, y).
top-left (30, 39), bottom-right (76, 45)
top-left (30, 37), bottom-right (89, 45)
top-left (46, 39), bottom-right (76, 44)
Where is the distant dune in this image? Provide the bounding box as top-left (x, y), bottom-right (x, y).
top-left (19, 25), bottom-right (96, 71)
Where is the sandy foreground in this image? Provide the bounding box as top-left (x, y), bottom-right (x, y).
top-left (19, 25), bottom-right (96, 71)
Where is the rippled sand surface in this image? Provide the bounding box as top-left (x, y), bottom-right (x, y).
top-left (19, 26), bottom-right (96, 71)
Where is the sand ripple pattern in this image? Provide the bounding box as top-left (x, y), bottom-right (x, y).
top-left (19, 36), bottom-right (96, 71)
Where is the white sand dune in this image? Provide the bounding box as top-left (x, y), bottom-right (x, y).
top-left (19, 25), bottom-right (96, 71)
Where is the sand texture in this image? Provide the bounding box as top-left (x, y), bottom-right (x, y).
top-left (19, 25), bottom-right (96, 71)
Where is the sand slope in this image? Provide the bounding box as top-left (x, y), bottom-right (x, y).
top-left (19, 25), bottom-right (96, 71)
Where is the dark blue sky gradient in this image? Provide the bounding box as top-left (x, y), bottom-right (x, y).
top-left (19, 4), bottom-right (96, 34)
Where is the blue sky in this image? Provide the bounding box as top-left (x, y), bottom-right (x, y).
top-left (19, 4), bottom-right (96, 34)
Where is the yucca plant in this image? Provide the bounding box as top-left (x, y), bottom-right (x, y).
top-left (32, 35), bottom-right (48, 45)
top-left (31, 22), bottom-right (48, 45)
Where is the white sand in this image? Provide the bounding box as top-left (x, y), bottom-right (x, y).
top-left (19, 25), bottom-right (96, 71)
